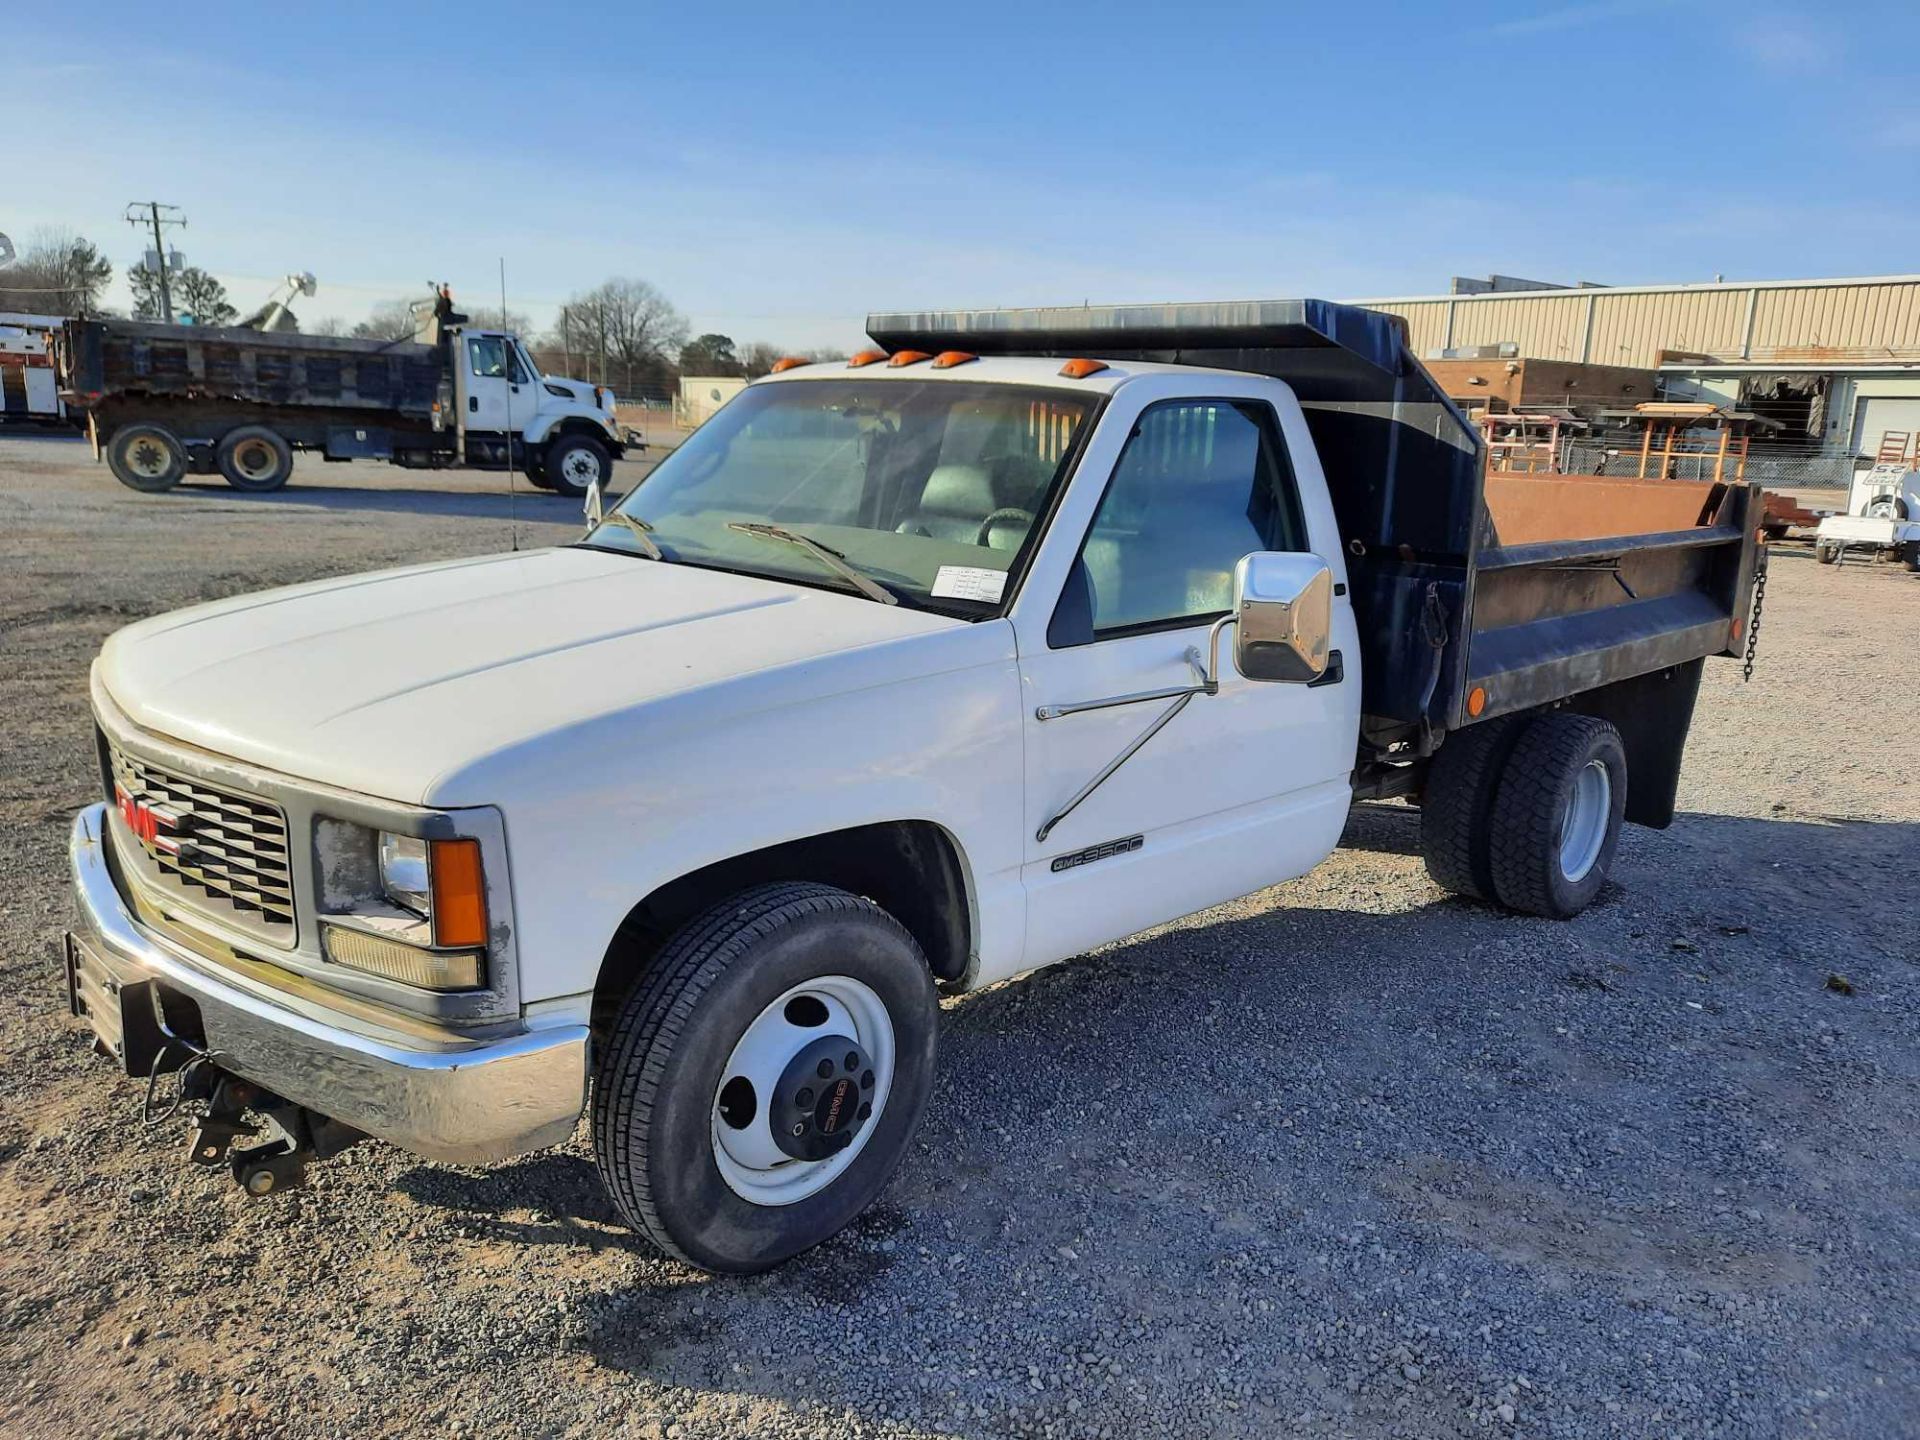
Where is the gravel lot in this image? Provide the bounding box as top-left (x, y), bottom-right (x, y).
top-left (1, 431), bottom-right (1915, 1440)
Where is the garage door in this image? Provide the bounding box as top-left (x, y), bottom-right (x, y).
top-left (1849, 396), bottom-right (1920, 461)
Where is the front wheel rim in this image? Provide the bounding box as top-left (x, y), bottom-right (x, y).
top-left (560, 449), bottom-right (601, 486)
top-left (1559, 759), bottom-right (1611, 882)
top-left (711, 976), bottom-right (895, 1207)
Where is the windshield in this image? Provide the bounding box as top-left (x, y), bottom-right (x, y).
top-left (585, 378), bottom-right (1096, 615)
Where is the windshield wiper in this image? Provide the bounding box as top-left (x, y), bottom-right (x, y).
top-left (725, 522), bottom-right (898, 606)
top-left (597, 510), bottom-right (663, 560)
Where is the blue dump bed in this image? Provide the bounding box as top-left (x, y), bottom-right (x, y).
top-left (868, 299), bottom-right (1761, 811)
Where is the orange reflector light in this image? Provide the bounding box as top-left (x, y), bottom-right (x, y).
top-left (848, 349), bottom-right (888, 367)
top-left (429, 839), bottom-right (488, 948)
top-left (1058, 357), bottom-right (1108, 379)
top-left (1466, 685), bottom-right (1488, 718)
top-left (887, 350), bottom-right (932, 367)
top-left (1730, 616), bottom-right (1744, 642)
top-left (931, 350), bottom-right (978, 369)
top-left (770, 356), bottom-right (809, 373)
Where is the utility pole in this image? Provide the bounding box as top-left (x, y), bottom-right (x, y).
top-left (124, 201), bottom-right (186, 321)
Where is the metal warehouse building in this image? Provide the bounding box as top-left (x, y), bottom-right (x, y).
top-left (1353, 274), bottom-right (1920, 468)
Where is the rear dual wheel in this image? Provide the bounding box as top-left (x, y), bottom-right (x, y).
top-left (1422, 710), bottom-right (1627, 919)
top-left (216, 426), bottom-right (294, 492)
top-left (105, 422), bottom-right (186, 492)
top-left (591, 883), bottom-right (938, 1274)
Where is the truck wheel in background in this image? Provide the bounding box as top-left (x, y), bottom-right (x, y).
top-left (591, 882), bottom-right (938, 1274)
top-left (1486, 713), bottom-right (1628, 920)
top-left (1420, 714), bottom-right (1524, 902)
top-left (521, 454), bottom-right (555, 490)
top-left (541, 434), bottom-right (610, 498)
top-left (104, 422), bottom-right (187, 492)
top-left (215, 426), bottom-right (294, 492)
top-left (1814, 541), bottom-right (1839, 564)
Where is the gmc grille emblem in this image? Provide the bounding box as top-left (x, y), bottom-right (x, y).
top-left (115, 783), bottom-right (183, 855)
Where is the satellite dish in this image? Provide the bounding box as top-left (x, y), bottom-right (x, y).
top-left (0, 233), bottom-right (15, 270)
top-left (294, 271), bottom-right (317, 298)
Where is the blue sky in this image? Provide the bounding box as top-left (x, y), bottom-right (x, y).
top-left (10, 1), bottom-right (1920, 350)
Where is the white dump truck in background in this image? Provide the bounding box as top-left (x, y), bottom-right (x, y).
top-left (53, 315), bottom-right (626, 496)
top-left (64, 299), bottom-right (1762, 1273)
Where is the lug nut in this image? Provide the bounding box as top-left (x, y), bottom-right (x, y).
top-left (796, 1087), bottom-right (814, 1108)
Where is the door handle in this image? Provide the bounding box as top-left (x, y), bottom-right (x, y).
top-left (468, 396), bottom-right (478, 412)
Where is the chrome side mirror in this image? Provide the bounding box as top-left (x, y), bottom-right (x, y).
top-left (1232, 552), bottom-right (1333, 683)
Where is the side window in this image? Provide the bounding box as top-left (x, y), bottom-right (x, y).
top-left (468, 337), bottom-right (506, 378)
top-left (1056, 399), bottom-right (1305, 644)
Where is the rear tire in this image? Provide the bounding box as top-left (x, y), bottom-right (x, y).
top-left (591, 882), bottom-right (938, 1274)
top-left (541, 434), bottom-right (610, 498)
top-left (1420, 715), bottom-right (1524, 902)
top-left (215, 425), bottom-right (294, 492)
top-left (1487, 713), bottom-right (1628, 919)
top-left (105, 422), bottom-right (186, 492)
top-left (1815, 541), bottom-right (1839, 564)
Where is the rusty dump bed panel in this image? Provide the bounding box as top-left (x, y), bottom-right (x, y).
top-left (868, 299), bottom-right (1761, 741)
top-left (56, 319), bottom-right (444, 419)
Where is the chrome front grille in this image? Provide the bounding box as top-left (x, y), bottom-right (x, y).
top-left (106, 743), bottom-right (296, 940)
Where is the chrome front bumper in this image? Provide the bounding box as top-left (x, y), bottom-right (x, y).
top-left (68, 804), bottom-right (587, 1164)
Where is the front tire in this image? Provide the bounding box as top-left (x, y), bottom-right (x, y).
top-left (541, 434), bottom-right (610, 498)
top-left (591, 883), bottom-right (938, 1274)
top-left (1487, 713), bottom-right (1628, 919)
top-left (215, 425), bottom-right (294, 492)
top-left (105, 422), bottom-right (186, 492)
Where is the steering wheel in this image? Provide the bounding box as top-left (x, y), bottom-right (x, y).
top-left (974, 507), bottom-right (1035, 549)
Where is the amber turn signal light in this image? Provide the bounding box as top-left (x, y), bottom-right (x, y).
top-left (770, 356), bottom-right (809, 373)
top-left (931, 351), bottom-right (977, 369)
top-left (847, 349), bottom-right (888, 367)
top-left (1058, 358), bottom-right (1108, 379)
top-left (429, 838), bottom-right (488, 948)
top-left (887, 350), bottom-right (932, 367)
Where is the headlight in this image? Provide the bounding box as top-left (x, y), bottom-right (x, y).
top-left (379, 832), bottom-right (431, 915)
top-left (375, 831), bottom-right (489, 948)
top-left (314, 828), bottom-right (492, 992)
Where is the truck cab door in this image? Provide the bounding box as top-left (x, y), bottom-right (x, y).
top-left (1009, 386), bottom-right (1362, 973)
top-left (461, 333), bottom-right (529, 436)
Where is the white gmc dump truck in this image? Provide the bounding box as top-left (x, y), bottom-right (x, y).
top-left (65, 301), bottom-right (1763, 1273)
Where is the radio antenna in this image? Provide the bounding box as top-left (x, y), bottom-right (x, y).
top-left (500, 257), bottom-right (519, 552)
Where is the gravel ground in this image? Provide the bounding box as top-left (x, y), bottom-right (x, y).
top-left (1, 431), bottom-right (1915, 1440)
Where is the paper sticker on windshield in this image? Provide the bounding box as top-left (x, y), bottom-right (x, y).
top-left (931, 565), bottom-right (1008, 604)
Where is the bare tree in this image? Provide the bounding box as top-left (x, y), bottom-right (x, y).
top-left (351, 298), bottom-right (425, 341)
top-left (0, 228), bottom-right (113, 317)
top-left (306, 316), bottom-right (349, 336)
top-left (549, 278), bottom-right (688, 397)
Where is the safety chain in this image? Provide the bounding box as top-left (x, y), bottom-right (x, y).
top-left (1741, 554), bottom-right (1767, 683)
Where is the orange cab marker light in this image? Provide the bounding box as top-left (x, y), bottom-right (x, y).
top-left (429, 839), bottom-right (488, 948)
top-left (931, 350), bottom-right (978, 369)
top-left (887, 350), bottom-right (933, 368)
top-left (1059, 357), bottom-right (1108, 379)
top-left (848, 349), bottom-right (888, 368)
top-left (1466, 685), bottom-right (1488, 718)
top-left (770, 356), bottom-right (809, 373)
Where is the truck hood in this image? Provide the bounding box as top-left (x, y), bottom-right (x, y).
top-left (98, 547), bottom-right (963, 805)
